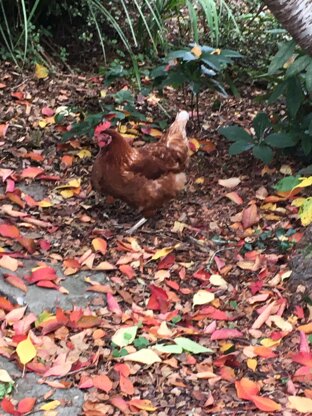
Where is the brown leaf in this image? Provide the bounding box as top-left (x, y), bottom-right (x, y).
top-left (242, 203), bottom-right (259, 228)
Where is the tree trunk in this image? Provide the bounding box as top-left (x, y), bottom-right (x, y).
top-left (263, 0), bottom-right (312, 55)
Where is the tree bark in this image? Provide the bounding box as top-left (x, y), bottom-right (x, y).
top-left (263, 0), bottom-right (312, 55)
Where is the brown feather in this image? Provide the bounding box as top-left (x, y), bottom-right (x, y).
top-left (91, 112), bottom-right (189, 217)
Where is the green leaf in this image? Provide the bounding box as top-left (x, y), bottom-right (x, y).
top-left (268, 80), bottom-right (287, 104)
top-left (268, 40), bottom-right (296, 75)
top-left (168, 50), bottom-right (196, 61)
top-left (219, 126), bottom-right (252, 142)
top-left (274, 176), bottom-right (301, 192)
top-left (286, 77), bottom-right (305, 119)
top-left (253, 112), bottom-right (271, 139)
top-left (154, 344), bottom-right (183, 354)
top-left (229, 141), bottom-right (253, 155)
top-left (286, 55), bottom-right (312, 78)
top-left (133, 337), bottom-right (149, 349)
top-left (252, 144), bottom-right (273, 164)
top-left (301, 135), bottom-right (312, 156)
top-left (265, 133), bottom-right (295, 148)
top-left (306, 62), bottom-right (312, 93)
top-left (174, 337), bottom-right (213, 354)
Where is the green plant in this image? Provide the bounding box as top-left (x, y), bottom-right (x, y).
top-left (152, 43), bottom-right (242, 124)
top-left (220, 39), bottom-right (312, 164)
top-left (220, 112), bottom-right (296, 164)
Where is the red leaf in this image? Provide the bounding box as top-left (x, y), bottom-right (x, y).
top-left (93, 374), bottom-right (113, 393)
top-left (17, 236), bottom-right (36, 254)
top-left (0, 123), bottom-right (8, 138)
top-left (211, 329), bottom-right (243, 340)
top-left (11, 91), bottom-right (25, 100)
top-left (107, 293), bottom-right (123, 315)
top-left (4, 274), bottom-right (28, 292)
top-left (251, 395), bottom-right (281, 412)
top-left (292, 352), bottom-right (312, 368)
top-left (17, 397), bottom-right (36, 414)
top-left (20, 167), bottom-right (44, 179)
top-left (1, 398), bottom-right (17, 415)
top-left (41, 106), bottom-right (54, 116)
top-left (79, 375), bottom-right (94, 389)
top-left (0, 224), bottom-right (20, 238)
top-left (27, 267), bottom-right (57, 283)
top-left (94, 121), bottom-right (111, 136)
top-left (147, 284), bottom-right (169, 313)
top-left (110, 396), bottom-right (129, 413)
top-left (119, 264), bottom-right (136, 279)
top-left (157, 253), bottom-right (176, 270)
top-left (0, 296), bottom-right (15, 311)
top-left (120, 374), bottom-right (134, 395)
top-left (235, 377), bottom-right (260, 400)
top-left (242, 204), bottom-right (259, 228)
top-left (114, 363), bottom-right (130, 377)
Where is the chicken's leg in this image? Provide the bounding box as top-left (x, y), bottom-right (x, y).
top-left (126, 217), bottom-right (147, 235)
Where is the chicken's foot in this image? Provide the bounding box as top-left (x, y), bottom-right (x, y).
top-left (126, 217), bottom-right (147, 235)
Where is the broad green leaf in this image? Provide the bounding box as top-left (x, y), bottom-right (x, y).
top-left (265, 133), bottom-right (295, 148)
top-left (268, 80), bottom-right (287, 104)
top-left (112, 325), bottom-right (138, 348)
top-left (286, 55), bottom-right (312, 78)
top-left (219, 126), bottom-right (252, 142)
top-left (268, 40), bottom-right (296, 75)
top-left (154, 344), bottom-right (183, 354)
top-left (253, 112), bottom-right (271, 139)
top-left (274, 176), bottom-right (301, 192)
top-left (299, 197), bottom-right (312, 226)
top-left (252, 144), bottom-right (273, 164)
top-left (306, 62), bottom-right (312, 93)
top-left (301, 134), bottom-right (312, 156)
top-left (174, 337), bottom-right (213, 354)
top-left (286, 77), bottom-right (305, 119)
top-left (229, 141), bottom-right (253, 155)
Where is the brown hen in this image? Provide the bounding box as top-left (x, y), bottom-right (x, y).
top-left (91, 110), bottom-right (189, 232)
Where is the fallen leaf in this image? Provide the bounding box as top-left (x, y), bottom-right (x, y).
top-left (123, 348), bottom-right (161, 365)
top-left (35, 63), bottom-right (49, 79)
top-left (16, 337), bottom-right (37, 365)
top-left (218, 177), bottom-right (241, 188)
top-left (193, 290), bottom-right (215, 306)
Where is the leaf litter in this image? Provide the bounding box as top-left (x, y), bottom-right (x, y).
top-left (0, 62), bottom-right (311, 415)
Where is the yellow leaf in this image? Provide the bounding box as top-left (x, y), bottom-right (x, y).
top-left (38, 199), bottom-right (53, 208)
top-left (100, 89), bottom-right (107, 98)
top-left (123, 348), bottom-right (161, 365)
top-left (152, 245), bottom-right (179, 260)
top-left (92, 238), bottom-right (107, 255)
top-left (261, 203), bottom-right (277, 211)
top-left (191, 44), bottom-right (202, 58)
top-left (269, 315), bottom-right (293, 332)
top-left (40, 400), bottom-right (61, 411)
top-left (35, 63), bottom-right (49, 79)
top-left (220, 342), bottom-right (233, 353)
top-left (288, 396), bottom-right (312, 413)
top-left (55, 178), bottom-right (81, 190)
top-left (77, 149), bottom-right (91, 159)
top-left (296, 176), bottom-right (312, 188)
top-left (16, 337), bottom-right (36, 365)
top-left (280, 164), bottom-right (292, 175)
top-left (247, 358), bottom-right (257, 371)
top-left (299, 197), bottom-right (312, 226)
top-left (260, 338), bottom-right (281, 347)
top-left (148, 128), bottom-right (163, 138)
top-left (38, 120), bottom-right (47, 128)
top-left (60, 189), bottom-right (75, 199)
top-left (193, 290), bottom-right (215, 306)
top-left (195, 177), bottom-right (205, 184)
top-left (292, 197), bottom-right (306, 207)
